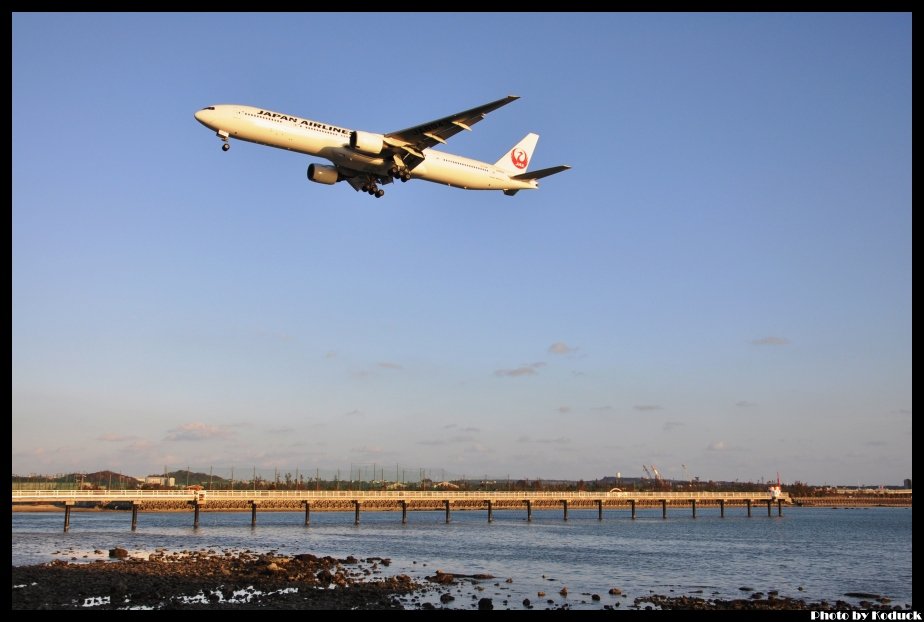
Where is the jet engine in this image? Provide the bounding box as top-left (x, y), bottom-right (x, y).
top-left (349, 130), bottom-right (385, 155)
top-left (307, 163), bottom-right (340, 185)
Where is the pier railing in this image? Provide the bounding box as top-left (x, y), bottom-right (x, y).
top-left (12, 489), bottom-right (789, 502)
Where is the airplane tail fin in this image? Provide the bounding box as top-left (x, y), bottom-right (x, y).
top-left (494, 133), bottom-right (539, 176)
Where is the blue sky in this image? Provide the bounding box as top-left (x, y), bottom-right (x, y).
top-left (12, 13), bottom-right (911, 486)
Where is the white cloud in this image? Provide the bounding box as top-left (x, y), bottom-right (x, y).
top-left (707, 440), bottom-right (727, 451)
top-left (634, 404), bottom-right (662, 412)
top-left (548, 342), bottom-right (577, 355)
top-left (97, 433), bottom-right (137, 442)
top-left (377, 361), bottom-right (403, 370)
top-left (495, 362), bottom-right (545, 377)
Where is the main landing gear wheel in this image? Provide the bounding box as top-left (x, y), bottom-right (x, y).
top-left (221, 143), bottom-right (230, 152)
top-left (375, 189), bottom-right (385, 198)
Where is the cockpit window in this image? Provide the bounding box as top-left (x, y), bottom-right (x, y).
top-left (201, 106), bottom-right (215, 111)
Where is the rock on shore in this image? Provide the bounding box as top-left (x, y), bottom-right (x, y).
top-left (12, 550), bottom-right (417, 610)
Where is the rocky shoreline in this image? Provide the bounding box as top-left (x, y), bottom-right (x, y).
top-left (11, 550), bottom-right (915, 610)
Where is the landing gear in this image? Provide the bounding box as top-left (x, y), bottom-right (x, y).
top-left (221, 142), bottom-right (230, 152)
top-left (389, 166), bottom-right (411, 183)
top-left (360, 182), bottom-right (385, 198)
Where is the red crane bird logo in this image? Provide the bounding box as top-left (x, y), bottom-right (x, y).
top-left (511, 148), bottom-right (529, 169)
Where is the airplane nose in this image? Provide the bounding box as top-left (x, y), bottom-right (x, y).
top-left (195, 109), bottom-right (206, 123)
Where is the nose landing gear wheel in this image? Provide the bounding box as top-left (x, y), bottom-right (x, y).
top-left (221, 143), bottom-right (230, 152)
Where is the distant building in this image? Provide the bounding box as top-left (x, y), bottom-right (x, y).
top-left (144, 476), bottom-right (175, 487)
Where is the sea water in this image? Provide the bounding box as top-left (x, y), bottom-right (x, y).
top-left (11, 506), bottom-right (912, 610)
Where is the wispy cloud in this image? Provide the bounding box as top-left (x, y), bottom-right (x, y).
top-left (556, 406), bottom-right (571, 414)
top-left (97, 433), bottom-right (137, 442)
top-left (344, 409), bottom-right (363, 417)
top-left (751, 336), bottom-right (789, 346)
top-left (324, 351), bottom-right (337, 359)
top-left (707, 440), bottom-right (727, 451)
top-left (495, 362), bottom-right (546, 377)
top-left (663, 421), bottom-right (683, 431)
top-left (515, 435), bottom-right (570, 445)
top-left (736, 401), bottom-right (756, 408)
top-left (865, 440), bottom-right (888, 447)
top-left (164, 422), bottom-right (233, 442)
top-left (536, 437), bottom-right (571, 445)
top-left (377, 361), bottom-right (403, 370)
top-left (591, 405), bottom-right (614, 412)
top-left (634, 404), bottom-right (662, 412)
top-left (548, 341), bottom-right (577, 355)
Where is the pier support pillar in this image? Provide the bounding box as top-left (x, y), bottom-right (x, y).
top-left (487, 500), bottom-right (493, 523)
top-left (526, 500), bottom-right (532, 522)
top-left (630, 500), bottom-right (636, 520)
top-left (444, 500), bottom-right (451, 524)
top-left (401, 501), bottom-right (408, 524)
top-left (131, 502), bottom-right (140, 531)
top-left (691, 499), bottom-right (697, 518)
top-left (562, 500), bottom-right (569, 521)
top-left (303, 501), bottom-right (310, 526)
top-left (719, 500), bottom-right (725, 518)
top-left (746, 500), bottom-right (752, 517)
top-left (64, 502), bottom-right (73, 532)
top-left (661, 500), bottom-right (668, 519)
top-left (597, 500), bottom-right (603, 521)
top-left (767, 500), bottom-right (772, 517)
top-left (250, 501), bottom-right (258, 527)
top-left (353, 501), bottom-right (361, 525)
top-left (777, 500), bottom-right (783, 517)
top-left (194, 502), bottom-right (201, 529)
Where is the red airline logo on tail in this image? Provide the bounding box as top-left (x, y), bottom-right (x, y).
top-left (511, 148), bottom-right (528, 169)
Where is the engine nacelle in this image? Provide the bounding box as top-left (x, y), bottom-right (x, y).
top-left (307, 163), bottom-right (340, 185)
top-left (349, 130), bottom-right (385, 155)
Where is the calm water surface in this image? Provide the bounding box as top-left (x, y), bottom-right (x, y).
top-left (12, 506), bottom-right (912, 609)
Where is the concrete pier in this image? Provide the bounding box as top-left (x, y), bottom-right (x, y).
top-left (15, 489), bottom-right (793, 532)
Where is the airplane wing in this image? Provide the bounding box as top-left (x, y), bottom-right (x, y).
top-left (384, 95), bottom-right (520, 159)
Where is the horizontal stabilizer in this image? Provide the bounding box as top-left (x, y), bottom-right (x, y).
top-left (512, 165), bottom-right (571, 181)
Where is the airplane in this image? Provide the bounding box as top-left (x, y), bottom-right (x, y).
top-left (194, 95), bottom-right (569, 198)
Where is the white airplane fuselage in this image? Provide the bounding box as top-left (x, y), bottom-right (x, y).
top-left (194, 105), bottom-right (538, 193)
